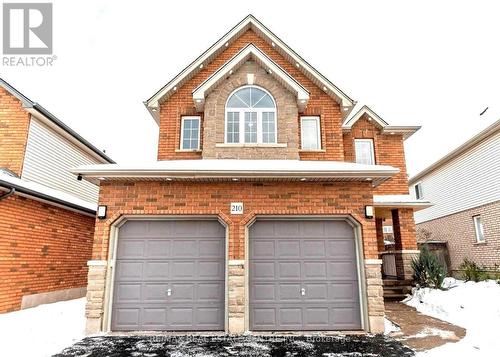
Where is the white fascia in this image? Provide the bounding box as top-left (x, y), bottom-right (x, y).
top-left (192, 44), bottom-right (310, 112)
top-left (342, 105), bottom-right (420, 140)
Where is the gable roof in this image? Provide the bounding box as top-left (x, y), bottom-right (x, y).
top-left (0, 77), bottom-right (115, 164)
top-left (409, 118), bottom-right (500, 184)
top-left (145, 15), bottom-right (355, 124)
top-left (192, 44), bottom-right (310, 112)
top-left (343, 105), bottom-right (421, 140)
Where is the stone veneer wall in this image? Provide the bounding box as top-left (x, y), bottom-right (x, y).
top-left (202, 61), bottom-right (299, 159)
top-left (364, 260), bottom-right (385, 334)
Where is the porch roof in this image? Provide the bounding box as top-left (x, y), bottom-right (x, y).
top-left (72, 159), bottom-right (399, 186)
top-left (373, 194), bottom-right (432, 211)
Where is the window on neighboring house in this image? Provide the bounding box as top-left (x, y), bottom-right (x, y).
top-left (180, 116), bottom-right (200, 150)
top-left (415, 182), bottom-right (423, 199)
top-left (354, 139), bottom-right (375, 165)
top-left (473, 215), bottom-right (485, 243)
top-left (301, 116), bottom-right (321, 150)
top-left (225, 86), bottom-right (276, 144)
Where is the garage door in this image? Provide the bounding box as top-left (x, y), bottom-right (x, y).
top-left (249, 219), bottom-right (362, 331)
top-left (111, 220), bottom-right (225, 331)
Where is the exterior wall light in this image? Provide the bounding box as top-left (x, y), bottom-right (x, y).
top-left (97, 205), bottom-right (107, 219)
top-left (365, 205), bottom-right (374, 219)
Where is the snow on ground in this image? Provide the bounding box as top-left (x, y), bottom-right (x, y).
top-left (404, 277), bottom-right (500, 356)
top-left (383, 317), bottom-right (400, 335)
top-left (0, 298), bottom-right (86, 357)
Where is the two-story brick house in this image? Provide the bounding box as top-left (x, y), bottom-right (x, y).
top-left (0, 78), bottom-right (114, 313)
top-left (76, 15), bottom-right (426, 334)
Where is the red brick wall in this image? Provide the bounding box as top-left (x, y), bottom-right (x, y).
top-left (0, 87), bottom-right (31, 175)
top-left (158, 29), bottom-right (344, 161)
top-left (0, 195), bottom-right (95, 313)
top-left (392, 208), bottom-right (418, 250)
top-left (92, 180), bottom-right (379, 261)
top-left (343, 116), bottom-right (409, 194)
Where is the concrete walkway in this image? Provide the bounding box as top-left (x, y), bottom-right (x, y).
top-left (385, 301), bottom-right (466, 351)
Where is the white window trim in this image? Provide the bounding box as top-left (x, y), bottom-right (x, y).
top-left (383, 226), bottom-right (393, 234)
top-left (180, 116), bottom-right (201, 151)
top-left (414, 181), bottom-right (424, 200)
top-left (473, 215), bottom-right (485, 243)
top-left (224, 85), bottom-right (277, 144)
top-left (300, 116), bottom-right (321, 151)
top-left (354, 139), bottom-right (375, 165)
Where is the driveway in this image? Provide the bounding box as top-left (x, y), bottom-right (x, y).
top-left (54, 334), bottom-right (414, 357)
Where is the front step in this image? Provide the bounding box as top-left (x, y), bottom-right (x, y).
top-left (383, 279), bottom-right (413, 301)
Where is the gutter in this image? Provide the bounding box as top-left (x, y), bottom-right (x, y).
top-left (0, 179), bottom-right (96, 215)
top-left (0, 187), bottom-right (15, 201)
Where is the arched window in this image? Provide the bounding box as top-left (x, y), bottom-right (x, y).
top-left (225, 85), bottom-right (276, 144)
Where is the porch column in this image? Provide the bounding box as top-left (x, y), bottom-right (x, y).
top-left (392, 208), bottom-right (419, 280)
top-left (375, 218), bottom-right (385, 253)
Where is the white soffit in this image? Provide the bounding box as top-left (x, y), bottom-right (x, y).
top-left (192, 44), bottom-right (310, 112)
top-left (373, 194), bottom-right (432, 210)
top-left (342, 105), bottom-right (421, 140)
top-left (145, 15), bottom-right (355, 124)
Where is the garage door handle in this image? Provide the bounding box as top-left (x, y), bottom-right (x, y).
top-left (301, 288), bottom-right (306, 296)
top-left (167, 288), bottom-right (172, 296)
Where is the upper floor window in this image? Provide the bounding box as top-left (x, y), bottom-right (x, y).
top-left (225, 86), bottom-right (276, 144)
top-left (354, 139), bottom-right (375, 165)
top-left (180, 116), bottom-right (200, 150)
top-left (414, 182), bottom-right (424, 199)
top-left (301, 116), bottom-right (321, 150)
top-left (473, 215), bottom-right (485, 243)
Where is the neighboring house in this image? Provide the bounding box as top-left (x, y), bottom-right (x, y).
top-left (0, 78), bottom-right (114, 313)
top-left (409, 119), bottom-right (500, 272)
top-left (75, 15), bottom-right (426, 335)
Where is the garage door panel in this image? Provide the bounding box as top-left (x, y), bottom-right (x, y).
top-left (112, 220), bottom-right (225, 331)
top-left (199, 239), bottom-right (224, 257)
top-left (143, 283), bottom-right (168, 301)
top-left (198, 261), bottom-right (224, 278)
top-left (278, 284), bottom-right (302, 301)
top-left (328, 262), bottom-right (358, 280)
top-left (331, 282), bottom-right (359, 301)
top-left (116, 261), bottom-right (143, 280)
top-left (252, 283), bottom-right (276, 302)
top-left (249, 219), bottom-right (361, 331)
top-left (304, 283), bottom-right (328, 301)
top-left (279, 308), bottom-right (303, 326)
top-left (117, 239), bottom-right (145, 258)
top-left (252, 240), bottom-right (275, 257)
top-left (145, 262), bottom-right (169, 279)
top-left (278, 262), bottom-right (301, 279)
top-left (251, 261), bottom-right (275, 279)
top-left (276, 240), bottom-right (300, 257)
top-left (146, 240), bottom-right (171, 257)
top-left (303, 240), bottom-right (327, 257)
top-left (114, 283), bottom-right (141, 303)
top-left (303, 261), bottom-right (327, 279)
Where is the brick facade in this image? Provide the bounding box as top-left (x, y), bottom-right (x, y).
top-left (0, 87), bottom-right (31, 176)
top-left (416, 200), bottom-right (500, 271)
top-left (0, 195), bottom-right (95, 312)
top-left (85, 23), bottom-right (418, 334)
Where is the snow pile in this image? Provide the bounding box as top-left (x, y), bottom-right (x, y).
top-left (0, 298), bottom-right (86, 357)
top-left (405, 278), bottom-right (500, 356)
top-left (383, 317), bottom-right (400, 335)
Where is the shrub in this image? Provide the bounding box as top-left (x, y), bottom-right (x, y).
top-left (460, 259), bottom-right (500, 282)
top-left (412, 245), bottom-right (447, 288)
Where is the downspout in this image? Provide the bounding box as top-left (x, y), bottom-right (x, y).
top-left (0, 187), bottom-right (16, 201)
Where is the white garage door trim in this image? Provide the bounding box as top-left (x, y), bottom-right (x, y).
top-left (244, 215), bottom-right (368, 332)
top-left (102, 215), bottom-right (229, 332)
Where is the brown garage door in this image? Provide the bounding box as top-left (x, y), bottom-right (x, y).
top-left (249, 219), bottom-right (362, 331)
top-left (111, 220), bottom-right (225, 331)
